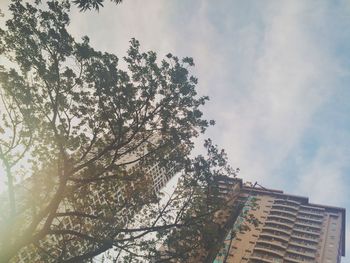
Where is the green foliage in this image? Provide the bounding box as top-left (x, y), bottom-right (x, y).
top-left (0, 1), bottom-right (235, 262)
top-left (142, 140), bottom-right (239, 262)
top-left (72, 0), bottom-right (123, 11)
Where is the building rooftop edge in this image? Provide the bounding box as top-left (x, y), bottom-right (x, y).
top-left (242, 185), bottom-right (346, 257)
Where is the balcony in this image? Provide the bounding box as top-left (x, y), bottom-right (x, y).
top-left (294, 222), bottom-right (321, 230)
top-left (266, 221), bottom-right (292, 229)
top-left (260, 232), bottom-right (290, 243)
top-left (284, 252), bottom-right (315, 262)
top-left (287, 246), bottom-right (316, 258)
top-left (299, 208), bottom-right (324, 216)
top-left (254, 243), bottom-right (285, 257)
top-left (269, 211), bottom-right (296, 221)
top-left (295, 219), bottom-right (322, 228)
top-left (267, 216), bottom-right (294, 225)
top-left (292, 230), bottom-right (319, 239)
top-left (262, 222), bottom-right (293, 235)
top-left (291, 232), bottom-right (319, 243)
top-left (270, 208), bottom-right (297, 217)
top-left (300, 205), bottom-right (324, 212)
top-left (257, 238), bottom-right (288, 250)
top-left (284, 257), bottom-right (314, 263)
top-left (297, 214), bottom-right (323, 223)
top-left (293, 227), bottom-right (320, 236)
top-left (263, 225), bottom-right (292, 235)
top-left (260, 230), bottom-right (290, 242)
top-left (250, 252), bottom-right (283, 263)
top-left (272, 204), bottom-right (299, 212)
top-left (275, 198), bottom-right (300, 206)
top-left (298, 211), bottom-right (324, 218)
top-left (289, 239), bottom-right (317, 250)
top-left (265, 219), bottom-right (293, 230)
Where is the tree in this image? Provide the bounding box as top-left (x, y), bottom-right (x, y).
top-left (146, 142), bottom-right (244, 263)
top-left (0, 1), bottom-right (237, 262)
top-left (97, 139), bottom-right (240, 263)
top-left (72, 0), bottom-right (122, 11)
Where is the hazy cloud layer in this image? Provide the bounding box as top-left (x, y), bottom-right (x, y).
top-left (0, 0), bottom-right (349, 259)
top-left (67, 0), bottom-right (350, 257)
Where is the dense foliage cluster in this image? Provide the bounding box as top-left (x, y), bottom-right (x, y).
top-left (0, 1), bottom-right (239, 262)
top-left (73, 0), bottom-right (122, 11)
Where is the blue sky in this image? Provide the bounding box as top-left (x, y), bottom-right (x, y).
top-left (67, 0), bottom-right (350, 259)
top-left (1, 0), bottom-right (350, 260)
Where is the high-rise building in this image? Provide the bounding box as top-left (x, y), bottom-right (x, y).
top-left (214, 184), bottom-right (346, 263)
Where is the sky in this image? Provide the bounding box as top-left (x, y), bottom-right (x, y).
top-left (68, 0), bottom-right (350, 259)
top-left (1, 0), bottom-right (350, 261)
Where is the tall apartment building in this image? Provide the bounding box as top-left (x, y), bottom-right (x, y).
top-left (214, 185), bottom-right (346, 263)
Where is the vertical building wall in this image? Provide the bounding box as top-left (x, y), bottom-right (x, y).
top-left (319, 212), bottom-right (344, 263)
top-left (147, 162), bottom-right (175, 193)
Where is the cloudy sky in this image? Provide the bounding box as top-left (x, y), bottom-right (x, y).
top-left (1, 0), bottom-right (350, 260)
top-left (67, 0), bottom-right (350, 259)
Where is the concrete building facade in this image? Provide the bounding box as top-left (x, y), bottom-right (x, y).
top-left (214, 186), bottom-right (346, 263)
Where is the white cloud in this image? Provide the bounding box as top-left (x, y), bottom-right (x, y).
top-left (67, 0), bottom-right (349, 240)
top-left (202, 0), bottom-right (339, 186)
top-left (69, 0), bottom-right (177, 60)
top-left (295, 145), bottom-right (349, 205)
top-left (0, 0), bottom-right (349, 259)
